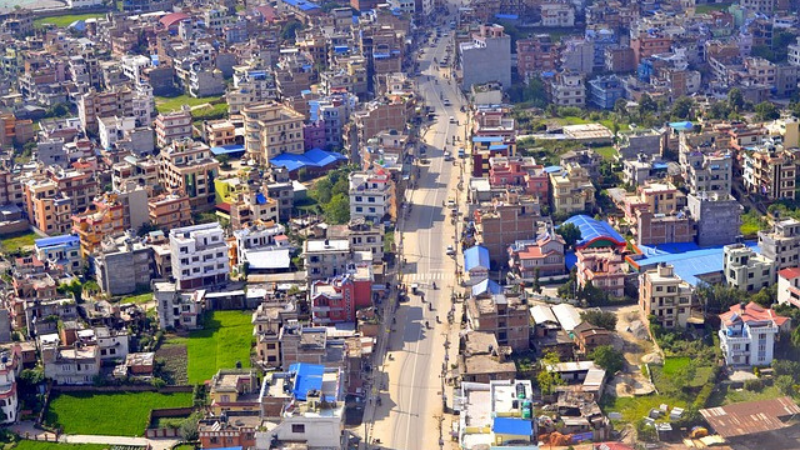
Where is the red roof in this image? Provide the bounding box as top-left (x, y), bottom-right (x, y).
top-left (779, 267), bottom-right (800, 280)
top-left (720, 302), bottom-right (789, 327)
top-left (254, 5), bottom-right (278, 22)
top-left (159, 12), bottom-right (190, 29)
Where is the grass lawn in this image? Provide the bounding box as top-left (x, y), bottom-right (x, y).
top-left (179, 311), bottom-right (254, 384)
top-left (594, 146), bottom-right (618, 161)
top-left (155, 95), bottom-right (222, 114)
top-left (601, 393), bottom-right (687, 424)
top-left (661, 356), bottom-right (690, 376)
top-left (12, 442), bottom-right (109, 450)
top-left (384, 230), bottom-right (395, 254)
top-left (34, 14), bottom-right (106, 28)
top-left (741, 210), bottom-right (768, 236)
top-left (599, 119), bottom-right (630, 132)
top-left (119, 292), bottom-right (152, 304)
top-left (708, 384), bottom-right (784, 407)
top-left (45, 391), bottom-right (193, 436)
top-left (557, 116), bottom-right (590, 125)
top-left (0, 231), bottom-right (37, 254)
top-left (695, 2), bottom-right (732, 14)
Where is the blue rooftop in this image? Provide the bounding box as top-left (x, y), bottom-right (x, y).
top-left (634, 241), bottom-right (760, 286)
top-left (489, 144), bottom-right (509, 151)
top-left (495, 13), bottom-right (518, 20)
top-left (560, 215), bottom-right (626, 249)
top-left (269, 148), bottom-right (347, 173)
top-left (473, 136), bottom-right (503, 143)
top-left (210, 144), bottom-right (245, 156)
top-left (288, 363), bottom-right (326, 401)
top-left (543, 165), bottom-right (562, 174)
top-left (280, 0), bottom-right (320, 11)
top-left (35, 235), bottom-right (79, 248)
top-left (472, 279), bottom-right (503, 297)
top-left (669, 121), bottom-right (694, 131)
top-left (492, 417), bottom-right (533, 436)
top-left (464, 245), bottom-right (490, 271)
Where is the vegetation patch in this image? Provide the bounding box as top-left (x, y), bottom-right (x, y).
top-left (13, 441), bottom-right (109, 450)
top-left (45, 391), bottom-right (193, 436)
top-left (600, 393), bottom-right (687, 424)
top-left (741, 210), bottom-right (768, 236)
top-left (34, 14), bottom-right (106, 29)
top-left (119, 292), bottom-right (152, 305)
top-left (0, 231), bottom-right (37, 255)
top-left (154, 95), bottom-right (223, 114)
top-left (180, 311), bottom-right (254, 384)
top-left (156, 341), bottom-right (188, 385)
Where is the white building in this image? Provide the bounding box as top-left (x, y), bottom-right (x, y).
top-left (40, 334), bottom-right (100, 385)
top-left (457, 380), bottom-right (536, 450)
top-left (232, 222), bottom-right (291, 273)
top-left (255, 364), bottom-right (344, 449)
top-left (349, 170), bottom-right (395, 223)
top-left (0, 348), bottom-right (19, 424)
top-left (98, 116), bottom-right (136, 151)
top-left (303, 239), bottom-right (351, 281)
top-left (170, 223), bottom-right (230, 290)
top-left (77, 327), bottom-right (130, 361)
top-left (778, 267), bottom-right (800, 308)
top-left (154, 280), bottom-right (205, 330)
top-left (120, 55), bottom-right (151, 85)
top-left (723, 243), bottom-right (776, 292)
top-left (67, 0), bottom-right (102, 8)
top-left (718, 302), bottom-right (790, 367)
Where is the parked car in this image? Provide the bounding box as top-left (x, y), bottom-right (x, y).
top-left (446, 245), bottom-right (455, 256)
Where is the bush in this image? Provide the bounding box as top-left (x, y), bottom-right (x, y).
top-left (744, 379), bottom-right (764, 392)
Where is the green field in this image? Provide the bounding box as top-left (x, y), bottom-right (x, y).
top-left (34, 14), bottom-right (106, 29)
top-left (13, 442), bottom-right (109, 450)
top-left (176, 311), bottom-right (254, 383)
top-left (594, 146), bottom-right (618, 161)
top-left (0, 231), bottom-right (37, 254)
top-left (45, 391), bottom-right (193, 436)
top-left (119, 292), bottom-right (152, 304)
top-left (708, 383), bottom-right (784, 407)
top-left (601, 393), bottom-right (687, 424)
top-left (155, 95), bottom-right (222, 114)
top-left (661, 357), bottom-right (690, 376)
top-left (695, 2), bottom-right (732, 14)
top-left (741, 210), bottom-right (768, 236)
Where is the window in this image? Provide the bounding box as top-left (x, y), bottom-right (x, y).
top-left (292, 424), bottom-right (305, 434)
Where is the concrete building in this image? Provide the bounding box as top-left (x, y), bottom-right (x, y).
top-left (94, 234), bottom-right (154, 296)
top-left (0, 348), bottom-right (18, 424)
top-left (71, 196), bottom-right (125, 257)
top-left (687, 192), bottom-right (742, 247)
top-left (459, 24), bottom-right (512, 90)
top-left (77, 87), bottom-right (134, 134)
top-left (40, 334), bottom-right (100, 385)
top-left (148, 193), bottom-right (193, 231)
top-left (719, 302), bottom-right (789, 367)
top-left (549, 163), bottom-right (595, 214)
top-left (310, 268), bottom-right (373, 324)
top-left (759, 218), bottom-right (800, 270)
top-left (548, 71), bottom-right (586, 107)
top-left (457, 380), bottom-right (536, 450)
top-left (303, 238), bottom-right (351, 281)
top-left (466, 293), bottom-right (530, 351)
top-left (723, 243), bottom-right (776, 292)
top-left (575, 248), bottom-right (625, 298)
top-left (540, 3), bottom-right (575, 27)
top-left (243, 102), bottom-right (305, 164)
top-left (778, 267), bottom-right (800, 308)
top-left (507, 234), bottom-right (566, 280)
top-left (170, 223), bottom-right (230, 290)
top-left (516, 35), bottom-right (557, 82)
top-left (154, 106), bottom-right (192, 149)
top-left (327, 219), bottom-right (385, 261)
top-left (588, 75), bottom-right (625, 110)
top-left (34, 235), bottom-right (82, 274)
top-left (639, 264), bottom-right (700, 329)
top-left (158, 139), bottom-right (220, 212)
top-left (348, 169), bottom-right (395, 223)
top-left (154, 280), bottom-right (204, 330)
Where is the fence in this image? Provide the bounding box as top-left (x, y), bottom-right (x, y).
top-left (145, 406), bottom-right (196, 439)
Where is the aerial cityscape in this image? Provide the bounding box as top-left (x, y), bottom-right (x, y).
top-left (2, 0), bottom-right (800, 449)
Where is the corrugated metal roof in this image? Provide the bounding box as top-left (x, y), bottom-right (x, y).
top-left (700, 397), bottom-right (800, 438)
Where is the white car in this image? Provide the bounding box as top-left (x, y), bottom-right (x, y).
top-left (449, 116), bottom-right (456, 124)
top-left (443, 99), bottom-right (452, 106)
top-left (446, 245), bottom-right (455, 256)
top-left (443, 150), bottom-right (452, 160)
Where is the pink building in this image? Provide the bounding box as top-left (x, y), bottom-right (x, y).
top-left (488, 157), bottom-right (549, 206)
top-left (508, 234), bottom-right (566, 279)
top-left (575, 248), bottom-right (625, 297)
top-left (310, 265), bottom-right (373, 324)
top-left (303, 120), bottom-right (326, 151)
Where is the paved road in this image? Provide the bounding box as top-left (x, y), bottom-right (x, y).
top-left (366, 8), bottom-right (468, 450)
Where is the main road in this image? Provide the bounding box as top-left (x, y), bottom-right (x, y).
top-left (366, 7), bottom-right (469, 450)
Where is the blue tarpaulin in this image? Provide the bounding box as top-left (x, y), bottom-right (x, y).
top-left (560, 215), bottom-right (626, 249)
top-left (492, 417), bottom-right (533, 436)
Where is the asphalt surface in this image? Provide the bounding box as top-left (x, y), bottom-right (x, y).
top-left (368, 9), bottom-right (468, 450)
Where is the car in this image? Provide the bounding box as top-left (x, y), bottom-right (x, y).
top-left (446, 245), bottom-right (455, 256)
top-left (458, 147), bottom-right (465, 158)
top-left (449, 116), bottom-right (457, 124)
top-left (446, 198), bottom-right (456, 209)
top-left (443, 99), bottom-right (452, 106)
top-left (443, 150), bottom-right (452, 160)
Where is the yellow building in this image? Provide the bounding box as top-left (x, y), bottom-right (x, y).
top-left (209, 369), bottom-right (260, 415)
top-left (243, 102), bottom-right (305, 164)
top-left (549, 162), bottom-right (596, 214)
top-left (72, 194), bottom-right (125, 257)
top-left (158, 139), bottom-right (220, 213)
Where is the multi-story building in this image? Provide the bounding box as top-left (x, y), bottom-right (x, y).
top-left (34, 235), bottom-right (83, 274)
top-left (203, 120), bottom-right (237, 148)
top-left (681, 149), bottom-right (732, 197)
top-left (154, 280), bottom-right (204, 329)
top-left (487, 156), bottom-right (549, 206)
top-left (548, 71), bottom-right (586, 107)
top-left (741, 142), bottom-right (796, 201)
top-left (94, 234), bottom-right (154, 296)
top-left (0, 348), bottom-right (18, 424)
top-left (759, 218), bottom-right (800, 270)
top-left (516, 35), bottom-right (557, 82)
top-left (154, 106), bottom-right (192, 149)
top-left (23, 180), bottom-right (73, 236)
top-left (466, 292), bottom-right (530, 351)
top-left (587, 75), bottom-right (624, 110)
top-left (71, 196), bottom-right (125, 257)
top-left (158, 139), bottom-right (220, 212)
top-left (77, 86), bottom-right (134, 134)
top-left (231, 221), bottom-right (290, 272)
top-left (719, 302), bottom-right (789, 367)
top-left (459, 24), bottom-right (512, 90)
top-left (348, 170), bottom-right (395, 223)
top-left (169, 223), bottom-right (230, 290)
top-left (310, 267), bottom-right (373, 324)
top-left (242, 102), bottom-right (305, 164)
top-left (148, 193), bottom-right (193, 231)
top-left (723, 243), bottom-right (775, 292)
top-left (687, 192), bottom-right (742, 247)
top-left (208, 369), bottom-right (259, 415)
top-left (303, 238), bottom-right (351, 281)
top-left (639, 264), bottom-right (699, 329)
top-left (630, 31), bottom-right (671, 66)
top-left (326, 219), bottom-right (385, 262)
top-left (778, 267), bottom-right (800, 308)
top-left (474, 192), bottom-right (541, 263)
top-left (540, 3), bottom-right (575, 27)
top-left (40, 334), bottom-right (100, 385)
top-left (549, 163), bottom-right (595, 214)
top-left (507, 234), bottom-right (566, 280)
top-left (575, 248), bottom-right (625, 298)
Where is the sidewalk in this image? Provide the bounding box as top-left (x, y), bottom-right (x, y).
top-left (9, 421), bottom-right (179, 450)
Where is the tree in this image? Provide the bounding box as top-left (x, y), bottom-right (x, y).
top-left (590, 345), bottom-right (624, 374)
top-left (637, 93), bottom-right (658, 119)
top-left (557, 222), bottom-right (582, 248)
top-left (533, 268), bottom-right (541, 292)
top-left (312, 178), bottom-right (333, 204)
top-left (751, 284), bottom-right (777, 308)
top-left (323, 194), bottom-right (350, 224)
top-left (696, 283), bottom-right (747, 314)
top-left (580, 310), bottom-right (618, 331)
top-left (755, 101), bottom-right (780, 121)
top-left (706, 100), bottom-right (731, 120)
top-left (614, 98), bottom-right (629, 119)
top-left (280, 20), bottom-right (304, 42)
top-left (536, 369), bottom-right (563, 395)
top-left (670, 96), bottom-right (694, 120)
top-left (19, 368), bottom-right (44, 386)
top-left (728, 88), bottom-right (745, 112)
top-left (776, 374), bottom-right (795, 396)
